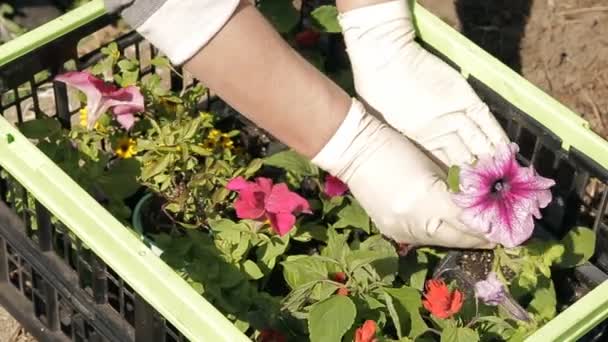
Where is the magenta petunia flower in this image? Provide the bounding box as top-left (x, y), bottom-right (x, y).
top-left (452, 143), bottom-right (555, 247)
top-left (323, 174), bottom-right (348, 197)
top-left (55, 71), bottom-right (144, 130)
top-left (226, 176), bottom-right (312, 236)
top-left (474, 272), bottom-right (506, 306)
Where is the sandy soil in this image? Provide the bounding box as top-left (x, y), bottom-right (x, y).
top-left (420, 0), bottom-right (608, 139)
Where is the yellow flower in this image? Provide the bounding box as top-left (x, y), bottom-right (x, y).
top-left (115, 137), bottom-right (137, 159)
top-left (207, 129), bottom-right (221, 142)
top-left (79, 108), bottom-right (103, 131)
top-left (221, 135), bottom-right (234, 150)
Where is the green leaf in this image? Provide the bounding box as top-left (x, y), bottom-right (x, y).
top-left (321, 195), bottom-right (344, 216)
top-left (447, 165), bottom-right (461, 193)
top-left (282, 256), bottom-right (329, 290)
top-left (98, 158), bottom-right (141, 199)
top-left (259, 0), bottom-right (299, 33)
top-left (141, 153), bottom-right (172, 180)
top-left (244, 158), bottom-right (264, 177)
top-left (555, 226), bottom-right (596, 268)
top-left (440, 326), bottom-right (479, 342)
top-left (17, 118), bottom-right (62, 139)
top-left (399, 250), bottom-right (429, 291)
top-left (322, 228), bottom-right (350, 263)
top-left (118, 59), bottom-right (138, 72)
top-left (384, 286), bottom-right (428, 338)
top-left (311, 5), bottom-right (341, 33)
top-left (264, 149), bottom-right (319, 179)
top-left (190, 145), bottom-right (212, 156)
top-left (384, 291), bottom-right (403, 339)
top-left (308, 295), bottom-right (356, 342)
top-left (242, 260), bottom-right (264, 280)
top-left (357, 235), bottom-right (399, 280)
top-left (293, 222), bottom-right (328, 242)
top-left (528, 278), bottom-right (557, 322)
top-left (151, 56), bottom-right (170, 68)
top-left (333, 198), bottom-right (370, 233)
top-left (256, 235), bottom-right (289, 273)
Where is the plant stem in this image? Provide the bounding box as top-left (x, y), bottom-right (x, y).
top-left (427, 328), bottom-right (443, 336)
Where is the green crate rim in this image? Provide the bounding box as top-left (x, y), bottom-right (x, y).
top-left (0, 1), bottom-right (607, 341)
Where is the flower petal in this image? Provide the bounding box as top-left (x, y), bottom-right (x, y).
top-left (233, 189), bottom-right (266, 220)
top-left (267, 212), bottom-right (296, 236)
top-left (449, 289), bottom-right (464, 315)
top-left (324, 175), bottom-right (348, 197)
top-left (265, 183), bottom-right (311, 214)
top-left (55, 71), bottom-right (113, 129)
top-left (106, 86), bottom-right (145, 129)
top-left (115, 113), bottom-right (136, 130)
top-left (355, 320), bottom-right (377, 342)
top-left (474, 272), bottom-right (506, 306)
top-left (255, 177), bottom-right (275, 196)
top-left (453, 142), bottom-right (555, 247)
top-left (226, 177), bottom-right (250, 191)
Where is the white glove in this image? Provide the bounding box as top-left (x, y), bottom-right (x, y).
top-left (312, 98), bottom-right (492, 248)
top-left (338, 0), bottom-right (509, 166)
top-left (104, 0), bottom-right (240, 65)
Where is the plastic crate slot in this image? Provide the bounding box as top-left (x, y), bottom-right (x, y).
top-left (35, 201), bottom-right (53, 252)
top-left (165, 318), bottom-right (187, 342)
top-left (0, 237), bottom-right (8, 282)
top-left (92, 255), bottom-right (108, 305)
top-left (53, 78), bottom-right (73, 128)
top-left (44, 281), bottom-right (61, 332)
top-left (134, 294), bottom-right (165, 342)
top-left (533, 144), bottom-right (557, 179)
top-left (3, 104), bottom-right (19, 125)
top-left (517, 126), bottom-right (537, 161)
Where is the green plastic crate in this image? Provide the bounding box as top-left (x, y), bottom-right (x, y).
top-left (0, 1), bottom-right (607, 341)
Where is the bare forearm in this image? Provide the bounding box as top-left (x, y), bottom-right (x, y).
top-left (184, 1), bottom-right (349, 158)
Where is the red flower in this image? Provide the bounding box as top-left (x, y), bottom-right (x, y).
top-left (323, 174), bottom-right (349, 197)
top-left (331, 272), bottom-right (347, 283)
top-left (295, 29), bottom-right (321, 48)
top-left (337, 286), bottom-right (349, 296)
top-left (355, 320), bottom-right (377, 342)
top-left (422, 279), bottom-right (463, 319)
top-left (257, 329), bottom-right (286, 342)
top-left (226, 177), bottom-right (311, 236)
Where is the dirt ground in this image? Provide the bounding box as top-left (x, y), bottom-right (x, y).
top-left (0, 307), bottom-right (36, 342)
top-left (420, 0), bottom-right (608, 139)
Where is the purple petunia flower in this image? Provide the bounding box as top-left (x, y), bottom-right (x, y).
top-left (452, 143), bottom-right (555, 247)
top-left (474, 272), bottom-right (506, 306)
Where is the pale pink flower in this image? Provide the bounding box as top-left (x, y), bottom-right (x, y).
top-left (323, 174), bottom-right (348, 197)
top-left (55, 71), bottom-right (144, 130)
top-left (453, 143), bottom-right (555, 247)
top-left (226, 177), bottom-right (312, 236)
top-left (474, 272), bottom-right (506, 306)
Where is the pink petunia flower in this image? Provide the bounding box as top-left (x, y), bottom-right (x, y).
top-left (55, 71), bottom-right (144, 130)
top-left (453, 143), bottom-right (555, 247)
top-left (323, 174), bottom-right (348, 197)
top-left (226, 177), bottom-right (312, 236)
top-left (474, 272), bottom-right (506, 306)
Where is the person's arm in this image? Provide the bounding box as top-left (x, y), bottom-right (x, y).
top-left (103, 0), bottom-right (492, 249)
top-left (183, 2), bottom-right (349, 159)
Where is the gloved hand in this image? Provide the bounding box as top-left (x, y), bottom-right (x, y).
top-left (338, 0), bottom-right (509, 166)
top-left (313, 98), bottom-right (493, 248)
